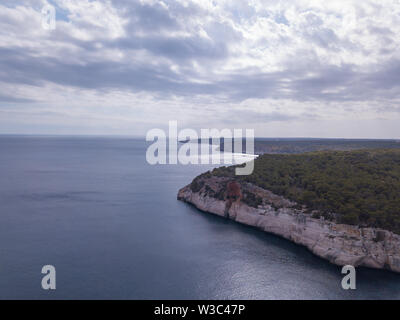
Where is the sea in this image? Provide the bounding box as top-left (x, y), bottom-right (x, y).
top-left (0, 136), bottom-right (399, 299)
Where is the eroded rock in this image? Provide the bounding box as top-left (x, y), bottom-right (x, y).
top-left (177, 176), bottom-right (400, 273)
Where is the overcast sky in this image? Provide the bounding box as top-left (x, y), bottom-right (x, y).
top-left (1, 0), bottom-right (400, 138)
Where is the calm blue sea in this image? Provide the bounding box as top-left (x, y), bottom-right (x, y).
top-left (0, 136), bottom-right (399, 299)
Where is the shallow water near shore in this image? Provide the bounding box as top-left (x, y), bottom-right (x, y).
top-left (0, 136), bottom-right (399, 299)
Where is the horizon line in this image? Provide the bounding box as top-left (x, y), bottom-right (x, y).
top-left (0, 133), bottom-right (399, 141)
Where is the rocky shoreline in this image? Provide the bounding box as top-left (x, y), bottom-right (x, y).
top-left (178, 176), bottom-right (400, 273)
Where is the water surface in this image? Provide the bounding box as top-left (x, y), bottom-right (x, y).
top-left (0, 136), bottom-right (399, 299)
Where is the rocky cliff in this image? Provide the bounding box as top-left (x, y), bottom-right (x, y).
top-left (178, 176), bottom-right (400, 273)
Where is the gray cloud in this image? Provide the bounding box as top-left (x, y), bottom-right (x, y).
top-left (0, 0), bottom-right (400, 137)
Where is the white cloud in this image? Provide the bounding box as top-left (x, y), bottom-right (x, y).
top-left (0, 0), bottom-right (399, 137)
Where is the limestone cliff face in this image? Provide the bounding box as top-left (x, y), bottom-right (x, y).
top-left (178, 176), bottom-right (400, 273)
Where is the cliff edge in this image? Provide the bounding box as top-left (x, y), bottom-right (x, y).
top-left (178, 176), bottom-right (400, 273)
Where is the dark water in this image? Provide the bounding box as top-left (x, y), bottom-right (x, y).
top-left (0, 136), bottom-right (399, 299)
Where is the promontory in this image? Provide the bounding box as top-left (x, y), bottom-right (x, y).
top-left (178, 149), bottom-right (400, 273)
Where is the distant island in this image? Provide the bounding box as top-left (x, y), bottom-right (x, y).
top-left (178, 147), bottom-right (400, 272)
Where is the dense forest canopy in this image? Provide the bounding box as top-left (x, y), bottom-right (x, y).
top-left (210, 149), bottom-right (400, 234)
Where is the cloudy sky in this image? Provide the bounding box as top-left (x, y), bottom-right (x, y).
top-left (1, 0), bottom-right (400, 138)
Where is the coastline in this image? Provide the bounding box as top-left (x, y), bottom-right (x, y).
top-left (177, 176), bottom-right (400, 273)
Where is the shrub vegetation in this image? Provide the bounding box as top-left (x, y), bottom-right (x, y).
top-left (210, 149), bottom-right (400, 234)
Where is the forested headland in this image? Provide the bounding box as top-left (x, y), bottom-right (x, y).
top-left (206, 149), bottom-right (400, 234)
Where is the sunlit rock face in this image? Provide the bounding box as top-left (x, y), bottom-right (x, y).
top-left (178, 176), bottom-right (400, 273)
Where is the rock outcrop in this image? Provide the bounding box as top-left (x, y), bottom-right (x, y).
top-left (178, 176), bottom-right (400, 273)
